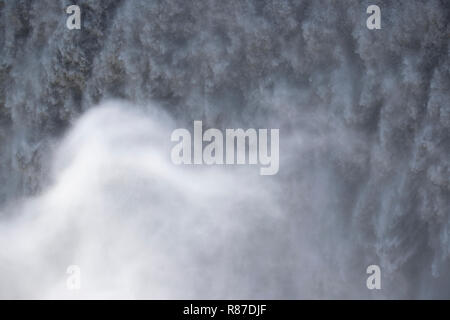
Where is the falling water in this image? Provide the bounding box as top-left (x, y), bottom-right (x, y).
top-left (0, 0), bottom-right (449, 298)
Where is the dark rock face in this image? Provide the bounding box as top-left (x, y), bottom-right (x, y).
top-left (0, 0), bottom-right (448, 298)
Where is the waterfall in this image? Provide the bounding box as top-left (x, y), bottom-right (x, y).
top-left (0, 0), bottom-right (448, 298)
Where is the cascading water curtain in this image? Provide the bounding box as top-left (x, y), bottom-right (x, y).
top-left (0, 0), bottom-right (448, 299)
